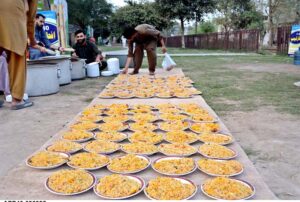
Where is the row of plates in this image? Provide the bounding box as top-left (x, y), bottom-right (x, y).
top-left (27, 154), bottom-right (241, 176)
top-left (45, 172), bottom-right (255, 200)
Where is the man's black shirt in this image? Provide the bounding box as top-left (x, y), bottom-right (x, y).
top-left (72, 40), bottom-right (101, 64)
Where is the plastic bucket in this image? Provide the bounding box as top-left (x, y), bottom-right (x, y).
top-left (86, 62), bottom-right (100, 77)
top-left (107, 58), bottom-right (120, 74)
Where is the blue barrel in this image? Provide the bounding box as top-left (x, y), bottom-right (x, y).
top-left (294, 47), bottom-right (300, 65)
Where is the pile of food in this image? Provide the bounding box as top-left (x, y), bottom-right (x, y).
top-left (68, 152), bottom-right (109, 169)
top-left (27, 151), bottom-right (68, 168)
top-left (95, 174), bottom-right (142, 198)
top-left (94, 131), bottom-right (127, 142)
top-left (62, 130), bottom-right (93, 142)
top-left (158, 143), bottom-right (197, 156)
top-left (198, 133), bottom-right (233, 145)
top-left (153, 158), bottom-right (195, 175)
top-left (198, 159), bottom-right (243, 176)
top-left (107, 154), bottom-right (149, 173)
top-left (202, 177), bottom-right (254, 200)
top-left (46, 140), bottom-right (82, 153)
top-left (99, 75), bottom-right (201, 98)
top-left (47, 169), bottom-right (94, 194)
top-left (198, 143), bottom-right (236, 159)
top-left (129, 131), bottom-right (163, 144)
top-left (122, 142), bottom-right (158, 155)
top-left (165, 130), bottom-right (198, 144)
top-left (190, 122), bottom-right (220, 133)
top-left (145, 177), bottom-right (196, 200)
top-left (84, 140), bottom-right (120, 154)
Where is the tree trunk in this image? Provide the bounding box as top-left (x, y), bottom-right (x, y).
top-left (195, 21), bottom-right (198, 34)
top-left (180, 18), bottom-right (185, 48)
top-left (268, 0), bottom-right (274, 47)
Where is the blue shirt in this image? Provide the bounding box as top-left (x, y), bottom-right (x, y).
top-left (34, 25), bottom-right (51, 48)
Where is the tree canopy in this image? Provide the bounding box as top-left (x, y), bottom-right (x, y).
top-left (110, 1), bottom-right (172, 37)
top-left (67, 0), bottom-right (113, 31)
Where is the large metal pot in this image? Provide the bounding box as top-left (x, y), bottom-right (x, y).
top-left (25, 64), bottom-right (60, 96)
top-left (36, 56), bottom-right (72, 85)
top-left (56, 59), bottom-right (72, 85)
top-left (71, 59), bottom-right (86, 80)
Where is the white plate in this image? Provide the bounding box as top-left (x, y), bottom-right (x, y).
top-left (26, 152), bottom-right (69, 170)
top-left (198, 145), bottom-right (238, 160)
top-left (93, 175), bottom-right (145, 199)
top-left (120, 144), bottom-right (159, 156)
top-left (152, 157), bottom-right (197, 176)
top-left (45, 144), bottom-right (83, 154)
top-left (45, 170), bottom-right (96, 196)
top-left (144, 177), bottom-right (198, 200)
top-left (201, 178), bottom-right (255, 200)
top-left (93, 132), bottom-right (128, 143)
top-left (107, 155), bottom-right (151, 174)
top-left (197, 159), bottom-right (244, 177)
top-left (67, 154), bottom-right (110, 171)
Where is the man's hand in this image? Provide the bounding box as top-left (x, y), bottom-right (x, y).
top-left (122, 67), bottom-right (128, 74)
top-left (39, 46), bottom-right (47, 53)
top-left (161, 46), bottom-right (167, 54)
top-left (58, 47), bottom-right (65, 52)
top-left (95, 57), bottom-right (101, 63)
top-left (72, 52), bottom-right (78, 57)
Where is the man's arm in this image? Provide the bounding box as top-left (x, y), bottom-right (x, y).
top-left (122, 39), bottom-right (134, 74)
top-left (90, 42), bottom-right (103, 63)
top-left (160, 38), bottom-right (167, 53)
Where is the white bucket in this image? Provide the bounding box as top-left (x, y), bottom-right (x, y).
top-left (107, 58), bottom-right (120, 74)
top-left (86, 62), bottom-right (100, 77)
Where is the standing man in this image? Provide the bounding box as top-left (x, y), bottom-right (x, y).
top-left (72, 30), bottom-right (107, 71)
top-left (29, 13), bottom-right (64, 59)
top-left (0, 0), bottom-right (39, 110)
top-left (122, 24), bottom-right (167, 75)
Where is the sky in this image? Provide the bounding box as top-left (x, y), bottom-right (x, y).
top-left (107, 0), bottom-right (127, 7)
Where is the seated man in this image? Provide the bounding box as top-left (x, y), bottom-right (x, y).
top-left (29, 13), bottom-right (64, 59)
top-left (122, 24), bottom-right (167, 75)
top-left (72, 30), bottom-right (107, 71)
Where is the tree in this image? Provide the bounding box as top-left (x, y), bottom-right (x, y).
top-left (67, 0), bottom-right (113, 32)
top-left (110, 2), bottom-right (172, 37)
top-left (156, 0), bottom-right (195, 48)
top-left (190, 0), bottom-right (216, 34)
top-left (215, 0), bottom-right (263, 31)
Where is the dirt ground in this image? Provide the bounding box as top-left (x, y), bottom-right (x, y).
top-left (221, 63), bottom-right (300, 199)
top-left (0, 63), bottom-right (299, 199)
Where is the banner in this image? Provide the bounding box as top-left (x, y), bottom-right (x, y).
top-left (38, 11), bottom-right (60, 47)
top-left (288, 25), bottom-right (300, 56)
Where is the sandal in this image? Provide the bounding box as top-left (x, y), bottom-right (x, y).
top-left (11, 100), bottom-right (34, 110)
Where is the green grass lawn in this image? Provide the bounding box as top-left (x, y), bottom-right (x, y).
top-left (96, 45), bottom-right (299, 115)
top-left (152, 53), bottom-right (300, 116)
top-left (98, 45), bottom-right (126, 52)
